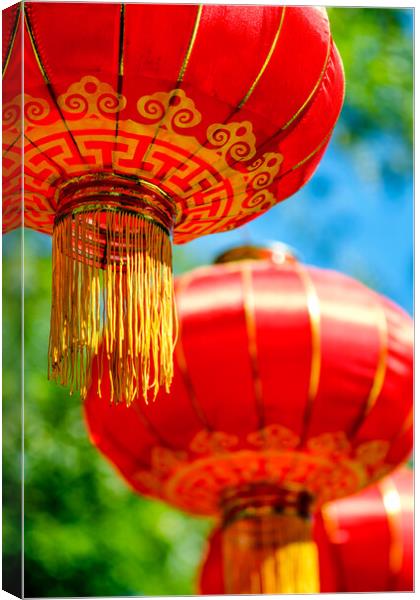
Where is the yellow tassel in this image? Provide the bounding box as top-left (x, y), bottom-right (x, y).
top-left (221, 502), bottom-right (320, 594)
top-left (48, 207), bottom-right (176, 404)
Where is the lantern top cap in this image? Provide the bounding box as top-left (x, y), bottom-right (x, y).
top-left (214, 242), bottom-right (298, 266)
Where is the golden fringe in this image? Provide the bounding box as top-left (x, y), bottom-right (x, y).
top-left (222, 513), bottom-right (320, 594)
top-left (49, 209), bottom-right (176, 404)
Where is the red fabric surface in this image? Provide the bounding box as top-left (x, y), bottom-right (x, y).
top-left (197, 466), bottom-right (413, 593)
top-left (3, 4), bottom-right (344, 241)
top-left (2, 4), bottom-right (22, 233)
top-left (85, 254), bottom-right (413, 515)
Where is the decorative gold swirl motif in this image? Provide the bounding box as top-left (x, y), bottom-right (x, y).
top-left (355, 440), bottom-right (390, 466)
top-left (166, 451), bottom-right (368, 516)
top-left (131, 427), bottom-right (397, 516)
top-left (247, 153), bottom-right (284, 189)
top-left (306, 431), bottom-right (351, 457)
top-left (15, 78), bottom-right (285, 238)
top-left (2, 102), bottom-right (20, 130)
top-left (149, 446), bottom-right (188, 477)
top-left (248, 425), bottom-right (299, 450)
top-left (207, 121), bottom-right (256, 163)
top-left (305, 467), bottom-right (360, 506)
top-left (24, 95), bottom-right (51, 125)
top-left (236, 152), bottom-right (283, 213)
top-left (4, 94), bottom-right (50, 134)
top-left (242, 190), bottom-right (275, 211)
top-left (190, 430), bottom-right (238, 454)
top-left (58, 76), bottom-right (126, 119)
top-left (137, 89), bottom-right (201, 131)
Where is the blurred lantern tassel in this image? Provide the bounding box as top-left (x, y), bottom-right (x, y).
top-left (221, 501), bottom-right (320, 594)
top-left (49, 204), bottom-right (176, 404)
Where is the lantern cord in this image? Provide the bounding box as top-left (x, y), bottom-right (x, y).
top-left (49, 209), bottom-right (176, 404)
top-left (221, 509), bottom-right (320, 593)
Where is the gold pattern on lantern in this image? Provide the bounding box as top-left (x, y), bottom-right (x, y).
top-left (2, 78), bottom-right (288, 401)
top-left (190, 430), bottom-right (239, 454)
top-left (247, 425), bottom-right (300, 450)
top-left (4, 77), bottom-right (284, 241)
top-left (58, 76), bottom-right (127, 119)
top-left (132, 427), bottom-right (395, 516)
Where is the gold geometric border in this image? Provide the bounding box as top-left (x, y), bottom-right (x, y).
top-left (4, 76), bottom-right (284, 242)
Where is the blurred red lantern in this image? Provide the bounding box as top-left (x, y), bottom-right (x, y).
top-left (2, 4), bottom-right (344, 402)
top-left (85, 244), bottom-right (413, 594)
top-left (198, 466), bottom-right (413, 593)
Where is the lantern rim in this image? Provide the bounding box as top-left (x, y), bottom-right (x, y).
top-left (214, 241), bottom-right (299, 266)
top-left (54, 171), bottom-right (179, 234)
top-left (220, 485), bottom-right (314, 527)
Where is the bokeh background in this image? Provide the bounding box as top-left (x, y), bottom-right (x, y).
top-left (2, 7), bottom-right (413, 597)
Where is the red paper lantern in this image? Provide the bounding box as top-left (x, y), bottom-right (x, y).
top-left (198, 466), bottom-right (413, 593)
top-left (85, 244), bottom-right (413, 594)
top-left (2, 4), bottom-right (344, 401)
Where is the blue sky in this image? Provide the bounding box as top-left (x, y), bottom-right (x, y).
top-left (173, 130), bottom-right (413, 316)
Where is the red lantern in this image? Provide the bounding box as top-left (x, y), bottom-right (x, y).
top-left (198, 466), bottom-right (413, 593)
top-left (2, 4), bottom-right (345, 402)
top-left (84, 244), bottom-right (413, 594)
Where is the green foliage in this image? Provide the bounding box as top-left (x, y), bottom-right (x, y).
top-left (2, 231), bottom-right (23, 598)
top-left (8, 232), bottom-right (211, 597)
top-left (328, 8), bottom-right (413, 173)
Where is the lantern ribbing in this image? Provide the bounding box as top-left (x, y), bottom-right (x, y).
top-left (84, 243), bottom-right (413, 595)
